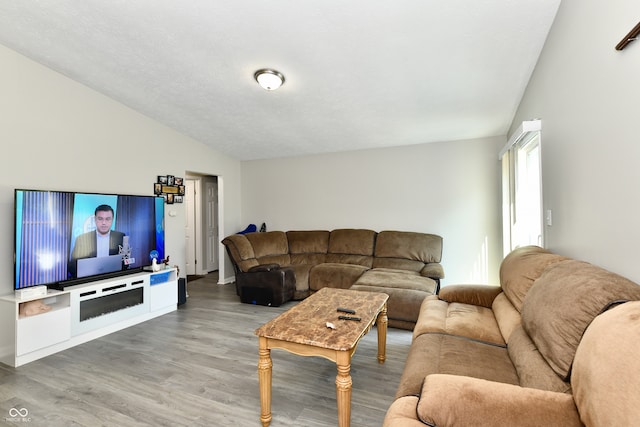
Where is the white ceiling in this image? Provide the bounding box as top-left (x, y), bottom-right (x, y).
top-left (0, 1), bottom-right (561, 161)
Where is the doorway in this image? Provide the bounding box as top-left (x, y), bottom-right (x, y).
top-left (185, 173), bottom-right (220, 279)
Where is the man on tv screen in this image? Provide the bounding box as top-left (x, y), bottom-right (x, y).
top-left (68, 204), bottom-right (125, 278)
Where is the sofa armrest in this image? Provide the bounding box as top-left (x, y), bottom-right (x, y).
top-left (382, 396), bottom-right (426, 427)
top-left (420, 263), bottom-right (444, 280)
top-left (235, 267), bottom-right (296, 305)
top-left (438, 284), bottom-right (502, 308)
top-left (248, 263), bottom-right (281, 272)
top-left (235, 265), bottom-right (287, 294)
top-left (416, 375), bottom-right (582, 427)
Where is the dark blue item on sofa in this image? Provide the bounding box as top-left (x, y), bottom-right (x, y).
top-left (237, 224), bottom-right (257, 234)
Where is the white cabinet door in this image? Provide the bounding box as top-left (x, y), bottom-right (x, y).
top-left (17, 308), bottom-right (71, 356)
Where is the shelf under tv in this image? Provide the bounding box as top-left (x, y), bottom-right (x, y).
top-left (0, 269), bottom-right (178, 367)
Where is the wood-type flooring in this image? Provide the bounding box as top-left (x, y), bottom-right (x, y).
top-left (0, 273), bottom-right (412, 426)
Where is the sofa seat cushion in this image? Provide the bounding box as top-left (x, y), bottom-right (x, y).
top-left (308, 263), bottom-right (369, 291)
top-left (368, 267), bottom-right (420, 276)
top-left (286, 264), bottom-right (313, 300)
top-left (522, 259), bottom-right (640, 380)
top-left (395, 333), bottom-right (519, 398)
top-left (351, 269), bottom-right (437, 326)
top-left (354, 268), bottom-right (433, 287)
top-left (372, 257), bottom-right (425, 273)
top-left (412, 297), bottom-right (505, 345)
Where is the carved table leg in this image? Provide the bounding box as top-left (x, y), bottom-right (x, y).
top-left (377, 304), bottom-right (388, 364)
top-left (335, 351), bottom-right (352, 427)
top-left (258, 336), bottom-right (273, 427)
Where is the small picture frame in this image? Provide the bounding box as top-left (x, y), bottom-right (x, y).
top-left (178, 185), bottom-right (185, 196)
top-left (167, 175), bottom-right (175, 186)
top-left (154, 183), bottom-right (162, 195)
top-left (174, 195), bottom-right (183, 203)
top-left (175, 177), bottom-right (184, 185)
top-left (157, 175), bottom-right (168, 185)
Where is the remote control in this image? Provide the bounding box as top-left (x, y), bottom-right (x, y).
top-left (337, 307), bottom-right (356, 314)
top-left (338, 315), bottom-right (361, 321)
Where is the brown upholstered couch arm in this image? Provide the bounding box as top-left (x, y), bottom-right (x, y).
top-left (420, 263), bottom-right (444, 280)
top-left (248, 263), bottom-right (281, 272)
top-left (437, 284), bottom-right (502, 308)
top-left (383, 396), bottom-right (426, 427)
top-left (415, 375), bottom-right (582, 427)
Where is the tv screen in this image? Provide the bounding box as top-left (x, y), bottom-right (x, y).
top-left (14, 189), bottom-right (165, 290)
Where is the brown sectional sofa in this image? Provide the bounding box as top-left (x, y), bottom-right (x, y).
top-left (384, 245), bottom-right (640, 426)
top-left (222, 229), bottom-right (443, 329)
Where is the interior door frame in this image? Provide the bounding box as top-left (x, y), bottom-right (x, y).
top-left (185, 178), bottom-right (200, 276)
top-left (185, 172), bottom-right (225, 282)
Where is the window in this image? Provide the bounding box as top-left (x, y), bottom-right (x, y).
top-left (500, 120), bottom-right (543, 256)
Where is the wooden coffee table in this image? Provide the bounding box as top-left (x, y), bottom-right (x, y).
top-left (255, 287), bottom-right (389, 427)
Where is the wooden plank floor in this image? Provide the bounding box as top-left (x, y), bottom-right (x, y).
top-left (0, 273), bottom-right (412, 426)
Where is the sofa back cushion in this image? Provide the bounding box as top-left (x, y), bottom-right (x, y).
top-left (245, 231), bottom-right (291, 266)
top-left (373, 231), bottom-right (442, 272)
top-left (500, 245), bottom-right (567, 313)
top-left (374, 231), bottom-right (442, 262)
top-left (326, 229), bottom-right (376, 267)
top-left (571, 301), bottom-right (640, 426)
top-left (287, 230), bottom-right (329, 265)
top-left (521, 260), bottom-right (640, 380)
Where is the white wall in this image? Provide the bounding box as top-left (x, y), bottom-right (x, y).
top-left (0, 44), bottom-right (242, 295)
top-left (510, 0), bottom-right (640, 283)
top-left (241, 137), bottom-right (505, 285)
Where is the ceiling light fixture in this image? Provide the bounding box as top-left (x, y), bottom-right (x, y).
top-left (254, 69), bottom-right (285, 90)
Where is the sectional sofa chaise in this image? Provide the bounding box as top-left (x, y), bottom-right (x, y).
top-left (383, 245), bottom-right (640, 426)
top-left (222, 228), bottom-right (443, 329)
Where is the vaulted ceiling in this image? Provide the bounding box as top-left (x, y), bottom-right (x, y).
top-left (0, 1), bottom-right (561, 160)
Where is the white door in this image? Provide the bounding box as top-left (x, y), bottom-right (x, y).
top-left (204, 177), bottom-right (219, 271)
top-left (185, 179), bottom-right (197, 275)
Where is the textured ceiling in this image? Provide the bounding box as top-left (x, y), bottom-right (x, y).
top-left (0, 1), bottom-right (561, 161)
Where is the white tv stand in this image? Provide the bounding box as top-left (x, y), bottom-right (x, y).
top-left (0, 268), bottom-right (178, 367)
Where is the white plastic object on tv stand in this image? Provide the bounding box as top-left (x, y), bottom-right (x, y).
top-left (0, 269), bottom-right (178, 367)
top-left (15, 285), bottom-right (48, 299)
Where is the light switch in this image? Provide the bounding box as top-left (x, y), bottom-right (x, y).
top-left (546, 210), bottom-right (552, 226)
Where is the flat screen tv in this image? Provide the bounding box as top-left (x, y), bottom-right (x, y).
top-left (14, 189), bottom-right (165, 290)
